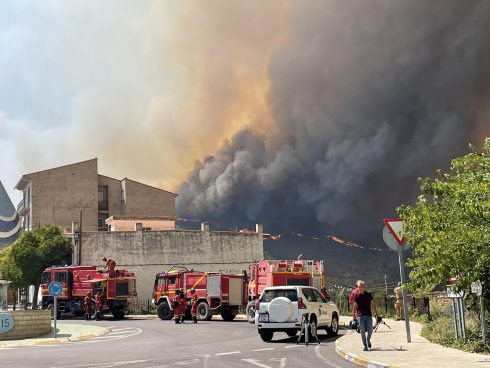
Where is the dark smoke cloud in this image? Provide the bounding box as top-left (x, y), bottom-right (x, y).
top-left (177, 1), bottom-right (490, 245)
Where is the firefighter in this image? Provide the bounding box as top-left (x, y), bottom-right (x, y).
top-left (178, 289), bottom-right (186, 324)
top-left (174, 289), bottom-right (183, 324)
top-left (321, 286), bottom-right (331, 301)
top-left (84, 291), bottom-right (92, 320)
top-left (190, 288), bottom-right (198, 323)
top-left (102, 257), bottom-right (117, 278)
top-left (95, 290), bottom-right (102, 321)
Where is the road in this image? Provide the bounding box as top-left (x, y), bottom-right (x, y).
top-left (1, 318), bottom-right (357, 368)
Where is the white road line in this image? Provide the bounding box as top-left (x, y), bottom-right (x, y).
top-left (91, 335), bottom-right (130, 339)
top-left (252, 348), bottom-right (275, 352)
top-left (314, 345), bottom-right (343, 368)
top-left (270, 358), bottom-right (287, 368)
top-left (104, 331), bottom-right (134, 335)
top-left (284, 345), bottom-right (301, 348)
top-left (215, 351), bottom-right (240, 356)
top-left (242, 359), bottom-right (272, 368)
top-left (174, 359), bottom-right (199, 366)
top-left (110, 328), bottom-right (134, 332)
top-left (50, 360), bottom-right (148, 368)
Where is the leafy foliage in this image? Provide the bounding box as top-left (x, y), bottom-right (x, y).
top-left (398, 138), bottom-right (490, 298)
top-left (0, 224), bottom-right (72, 306)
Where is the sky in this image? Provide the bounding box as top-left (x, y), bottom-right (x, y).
top-left (1, 1), bottom-right (490, 245)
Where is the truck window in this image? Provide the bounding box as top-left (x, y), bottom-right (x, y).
top-left (157, 277), bottom-right (166, 286)
top-left (55, 272), bottom-right (66, 283)
top-left (168, 276), bottom-right (176, 285)
top-left (40, 272), bottom-right (51, 284)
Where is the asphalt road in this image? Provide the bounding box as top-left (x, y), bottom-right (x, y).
top-left (1, 318), bottom-right (357, 368)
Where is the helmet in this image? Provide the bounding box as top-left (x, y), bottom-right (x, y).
top-left (350, 319), bottom-right (358, 330)
top-left (102, 257), bottom-right (107, 261)
top-left (190, 288), bottom-right (195, 293)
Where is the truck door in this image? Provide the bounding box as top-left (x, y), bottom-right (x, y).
top-left (54, 271), bottom-right (68, 298)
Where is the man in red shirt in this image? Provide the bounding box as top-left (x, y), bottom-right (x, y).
top-left (84, 291), bottom-right (92, 321)
top-left (95, 291), bottom-right (102, 321)
top-left (102, 257), bottom-right (117, 278)
top-left (349, 281), bottom-right (361, 319)
top-left (353, 280), bottom-right (378, 351)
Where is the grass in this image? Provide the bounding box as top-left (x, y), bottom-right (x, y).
top-left (420, 303), bottom-right (490, 354)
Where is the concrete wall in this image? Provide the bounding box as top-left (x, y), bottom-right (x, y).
top-left (0, 310), bottom-right (51, 340)
top-left (78, 228), bottom-right (264, 301)
top-left (98, 175), bottom-right (124, 215)
top-left (27, 159), bottom-right (99, 232)
top-left (107, 217), bottom-right (175, 231)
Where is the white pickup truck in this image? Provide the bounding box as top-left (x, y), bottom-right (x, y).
top-left (255, 285), bottom-right (339, 342)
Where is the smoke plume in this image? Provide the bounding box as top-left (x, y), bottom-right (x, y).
top-left (177, 1), bottom-right (490, 244)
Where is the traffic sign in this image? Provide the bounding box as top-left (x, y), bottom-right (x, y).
top-left (383, 226), bottom-right (410, 251)
top-left (48, 281), bottom-right (63, 297)
top-left (471, 281), bottom-right (482, 297)
top-left (383, 218), bottom-right (405, 245)
top-left (0, 313), bottom-right (14, 334)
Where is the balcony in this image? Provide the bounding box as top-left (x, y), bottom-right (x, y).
top-left (98, 201), bottom-right (109, 211)
top-left (17, 199), bottom-right (30, 216)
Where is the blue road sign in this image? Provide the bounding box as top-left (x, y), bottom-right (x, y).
top-left (0, 313), bottom-right (14, 334)
top-left (48, 281), bottom-right (63, 297)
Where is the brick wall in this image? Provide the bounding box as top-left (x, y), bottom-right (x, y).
top-left (0, 310), bottom-right (51, 340)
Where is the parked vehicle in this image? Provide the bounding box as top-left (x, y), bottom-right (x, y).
top-left (152, 259), bottom-right (325, 323)
top-left (255, 286), bottom-right (339, 342)
top-left (246, 259), bottom-right (324, 322)
top-left (153, 266), bottom-right (247, 321)
top-left (40, 265), bottom-right (137, 320)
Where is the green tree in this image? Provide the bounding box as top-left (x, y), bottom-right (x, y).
top-left (0, 246), bottom-right (22, 309)
top-left (398, 138), bottom-right (490, 300)
top-left (0, 224), bottom-right (72, 309)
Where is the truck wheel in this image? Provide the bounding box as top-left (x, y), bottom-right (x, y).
top-left (157, 302), bottom-right (173, 320)
top-left (197, 301), bottom-right (211, 321)
top-left (327, 313), bottom-right (339, 336)
top-left (259, 330), bottom-right (274, 342)
top-left (246, 301), bottom-right (255, 324)
top-left (220, 308), bottom-right (237, 322)
top-left (112, 310), bottom-right (125, 320)
top-left (90, 301), bottom-right (97, 320)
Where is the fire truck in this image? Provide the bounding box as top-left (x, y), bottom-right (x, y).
top-left (153, 266), bottom-right (247, 321)
top-left (40, 265), bottom-right (137, 320)
top-left (153, 259), bottom-right (324, 322)
top-left (245, 259), bottom-right (324, 322)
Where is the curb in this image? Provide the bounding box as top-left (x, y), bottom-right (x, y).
top-left (335, 338), bottom-right (397, 368)
top-left (0, 327), bottom-right (109, 348)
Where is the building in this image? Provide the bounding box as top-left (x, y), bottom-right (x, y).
top-left (14, 158), bottom-right (176, 233)
top-left (0, 179), bottom-right (21, 249)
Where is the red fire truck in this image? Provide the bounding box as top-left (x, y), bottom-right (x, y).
top-left (153, 259), bottom-right (324, 322)
top-left (41, 265), bottom-right (137, 320)
top-left (153, 266), bottom-right (247, 321)
top-left (245, 259), bottom-right (324, 322)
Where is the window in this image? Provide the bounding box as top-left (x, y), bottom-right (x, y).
top-left (301, 288), bottom-right (316, 302)
top-left (168, 276), bottom-right (176, 285)
top-left (40, 272), bottom-right (51, 284)
top-left (312, 289), bottom-right (326, 303)
top-left (156, 277), bottom-right (166, 286)
top-left (55, 272), bottom-right (66, 283)
top-left (116, 282), bottom-right (129, 296)
top-left (261, 289), bottom-right (298, 302)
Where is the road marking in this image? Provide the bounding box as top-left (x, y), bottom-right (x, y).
top-left (270, 358), bottom-right (287, 368)
top-left (174, 359), bottom-right (199, 366)
top-left (215, 351), bottom-right (240, 356)
top-left (314, 345), bottom-right (343, 368)
top-left (242, 359), bottom-right (273, 368)
top-left (50, 360), bottom-right (148, 368)
top-left (284, 345), bottom-right (301, 348)
top-left (252, 348), bottom-right (275, 352)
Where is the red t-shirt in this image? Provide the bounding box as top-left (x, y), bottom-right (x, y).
top-left (354, 291), bottom-right (373, 317)
top-left (349, 288), bottom-right (360, 304)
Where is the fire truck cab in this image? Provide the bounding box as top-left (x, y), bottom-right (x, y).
top-left (153, 267), bottom-right (247, 321)
top-left (246, 259), bottom-right (324, 322)
top-left (41, 265), bottom-right (137, 320)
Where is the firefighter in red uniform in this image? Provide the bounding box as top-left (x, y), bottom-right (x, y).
top-left (95, 291), bottom-right (102, 321)
top-left (178, 289), bottom-right (187, 324)
top-left (102, 257), bottom-right (117, 278)
top-left (174, 289), bottom-right (184, 324)
top-left (190, 288), bottom-right (198, 323)
top-left (84, 291), bottom-right (92, 320)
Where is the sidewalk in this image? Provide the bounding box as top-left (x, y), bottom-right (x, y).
top-left (0, 322), bottom-right (108, 349)
top-left (335, 317), bottom-right (490, 368)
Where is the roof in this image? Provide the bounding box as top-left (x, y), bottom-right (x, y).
top-left (122, 178), bottom-right (177, 196)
